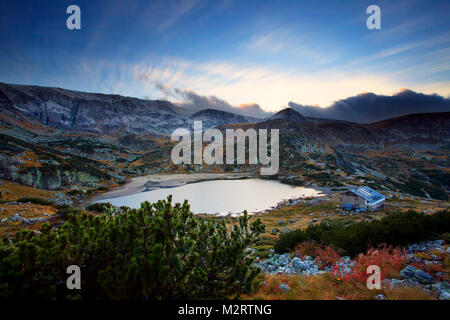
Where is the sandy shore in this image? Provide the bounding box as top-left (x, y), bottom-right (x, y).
top-left (90, 173), bottom-right (255, 201)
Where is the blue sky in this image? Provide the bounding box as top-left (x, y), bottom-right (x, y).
top-left (0, 0), bottom-right (449, 112)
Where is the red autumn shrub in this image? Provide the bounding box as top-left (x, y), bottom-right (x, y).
top-left (315, 246), bottom-right (342, 269)
top-left (353, 245), bottom-right (408, 283)
top-left (411, 262), bottom-right (445, 278)
top-left (294, 241), bottom-right (321, 258)
top-left (331, 262), bottom-right (353, 282)
top-left (294, 241), bottom-right (342, 269)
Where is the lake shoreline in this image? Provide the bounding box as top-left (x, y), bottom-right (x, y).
top-left (90, 174), bottom-right (327, 217)
top-left (90, 172), bottom-right (256, 202)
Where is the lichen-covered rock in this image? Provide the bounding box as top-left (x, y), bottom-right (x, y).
top-left (400, 265), bottom-right (434, 284)
top-left (279, 284), bottom-right (290, 292)
top-left (432, 282), bottom-right (450, 300)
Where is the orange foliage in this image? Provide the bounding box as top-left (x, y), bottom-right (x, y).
top-left (353, 245), bottom-right (408, 282)
top-left (294, 241), bottom-right (342, 269)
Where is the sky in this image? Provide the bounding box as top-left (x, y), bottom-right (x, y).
top-left (0, 0), bottom-right (449, 115)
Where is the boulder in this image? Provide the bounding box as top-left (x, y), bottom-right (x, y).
top-left (385, 278), bottom-right (418, 289)
top-left (279, 284), bottom-right (290, 292)
top-left (432, 282), bottom-right (450, 300)
top-left (292, 257), bottom-right (307, 271)
top-left (400, 265), bottom-right (434, 284)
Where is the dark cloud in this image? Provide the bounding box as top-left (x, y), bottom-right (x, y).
top-left (155, 83), bottom-right (272, 118)
top-left (235, 103), bottom-right (271, 119)
top-left (176, 89), bottom-right (233, 112)
top-left (289, 90), bottom-right (450, 123)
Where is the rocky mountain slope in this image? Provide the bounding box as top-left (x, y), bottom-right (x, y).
top-left (368, 112), bottom-right (450, 144)
top-left (0, 83), bottom-right (449, 201)
top-left (0, 82), bottom-right (261, 136)
top-left (222, 111), bottom-right (450, 147)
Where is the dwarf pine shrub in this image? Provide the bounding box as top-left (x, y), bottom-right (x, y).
top-left (0, 196), bottom-right (264, 299)
top-left (275, 210), bottom-right (450, 256)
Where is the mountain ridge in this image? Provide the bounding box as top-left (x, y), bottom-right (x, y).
top-left (0, 82), bottom-right (260, 135)
top-left (1, 82), bottom-right (449, 147)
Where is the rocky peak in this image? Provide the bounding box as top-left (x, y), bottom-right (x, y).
top-left (268, 108), bottom-right (307, 122)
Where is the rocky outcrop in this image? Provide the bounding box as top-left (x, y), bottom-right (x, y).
top-left (12, 167), bottom-right (100, 190)
top-left (253, 253), bottom-right (353, 276)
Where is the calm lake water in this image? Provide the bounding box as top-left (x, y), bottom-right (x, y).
top-left (96, 178), bottom-right (322, 215)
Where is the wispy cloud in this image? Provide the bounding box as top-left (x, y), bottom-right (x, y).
top-left (372, 32), bottom-right (450, 60)
top-left (241, 26), bottom-right (339, 65)
top-left (156, 0), bottom-right (200, 32)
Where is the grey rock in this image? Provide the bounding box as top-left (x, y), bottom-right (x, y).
top-left (440, 291), bottom-right (450, 300)
top-left (279, 284), bottom-right (291, 292)
top-left (10, 213), bottom-right (23, 222)
top-left (433, 240), bottom-right (444, 247)
top-left (385, 278), bottom-right (418, 289)
top-left (400, 265), bottom-right (434, 284)
top-left (292, 257), bottom-right (307, 271)
top-left (431, 283), bottom-right (450, 300)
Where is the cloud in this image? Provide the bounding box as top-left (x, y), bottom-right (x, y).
top-left (145, 81), bottom-right (271, 118)
top-left (241, 26), bottom-right (338, 65)
top-left (156, 0), bottom-right (200, 32)
top-left (236, 103), bottom-right (271, 119)
top-left (289, 89), bottom-right (450, 123)
top-left (131, 57), bottom-right (413, 111)
top-left (167, 86), bottom-right (271, 118)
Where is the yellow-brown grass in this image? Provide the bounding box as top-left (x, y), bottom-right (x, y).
top-left (0, 179), bottom-right (56, 201)
top-left (242, 273), bottom-right (435, 300)
top-left (385, 286), bottom-right (436, 300)
top-left (0, 203), bottom-right (58, 237)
